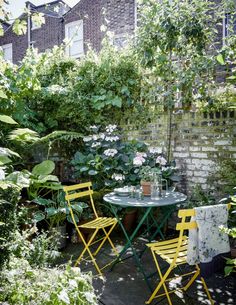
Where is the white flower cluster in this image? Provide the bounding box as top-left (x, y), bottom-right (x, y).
top-left (156, 156), bottom-right (167, 166)
top-left (105, 124), bottom-right (117, 133)
top-left (83, 133), bottom-right (106, 143)
top-left (133, 152), bottom-right (147, 166)
top-left (112, 173), bottom-right (125, 181)
top-left (104, 149), bottom-right (118, 157)
top-left (105, 135), bottom-right (119, 142)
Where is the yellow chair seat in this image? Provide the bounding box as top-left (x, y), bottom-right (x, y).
top-left (79, 217), bottom-right (117, 229)
top-left (149, 236), bottom-right (188, 265)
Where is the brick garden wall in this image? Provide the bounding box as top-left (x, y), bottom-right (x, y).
top-left (125, 110), bottom-right (236, 193)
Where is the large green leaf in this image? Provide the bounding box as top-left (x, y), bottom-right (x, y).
top-left (32, 160), bottom-right (55, 176)
top-left (6, 171), bottom-right (30, 188)
top-left (0, 115), bottom-right (18, 124)
top-left (33, 198), bottom-right (54, 206)
top-left (0, 147), bottom-right (20, 158)
top-left (0, 156), bottom-right (11, 165)
top-left (36, 174), bottom-right (59, 183)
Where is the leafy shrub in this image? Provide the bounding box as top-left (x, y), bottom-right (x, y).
top-left (71, 125), bottom-right (148, 190)
top-left (7, 228), bottom-right (60, 268)
top-left (185, 184), bottom-right (216, 208)
top-left (0, 257), bottom-right (98, 305)
top-left (0, 183), bottom-right (21, 269)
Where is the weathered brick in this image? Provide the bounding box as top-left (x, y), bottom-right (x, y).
top-left (191, 153), bottom-right (208, 158)
top-left (214, 140), bottom-right (232, 145)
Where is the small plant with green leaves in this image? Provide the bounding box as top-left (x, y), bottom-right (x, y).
top-left (33, 191), bottom-right (88, 228)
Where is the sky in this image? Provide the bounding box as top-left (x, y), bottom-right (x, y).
top-left (8, 0), bottom-right (80, 19)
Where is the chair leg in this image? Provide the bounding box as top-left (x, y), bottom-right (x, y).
top-left (193, 265), bottom-right (214, 305)
top-left (183, 266), bottom-right (200, 292)
top-left (75, 228), bottom-right (103, 275)
top-left (92, 223), bottom-right (118, 257)
top-left (146, 251), bottom-right (173, 305)
top-left (200, 276), bottom-right (215, 305)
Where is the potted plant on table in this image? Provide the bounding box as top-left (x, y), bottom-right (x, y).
top-left (133, 152), bottom-right (177, 196)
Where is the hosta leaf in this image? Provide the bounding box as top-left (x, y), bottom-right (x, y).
top-left (33, 211), bottom-right (45, 222)
top-left (0, 156), bottom-right (11, 165)
top-left (32, 160), bottom-right (55, 176)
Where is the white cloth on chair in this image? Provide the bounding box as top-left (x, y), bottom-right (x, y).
top-left (187, 204), bottom-right (230, 265)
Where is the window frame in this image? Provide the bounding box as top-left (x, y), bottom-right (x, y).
top-left (65, 20), bottom-right (84, 58)
top-left (0, 43), bottom-right (13, 62)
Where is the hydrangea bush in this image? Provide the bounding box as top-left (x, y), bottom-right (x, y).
top-left (71, 125), bottom-right (146, 190)
top-left (71, 125), bottom-right (177, 190)
top-left (0, 257), bottom-right (98, 305)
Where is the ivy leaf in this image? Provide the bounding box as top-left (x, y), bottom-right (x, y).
top-left (111, 96), bottom-right (122, 108)
top-left (31, 13), bottom-right (45, 28)
top-left (216, 54), bottom-right (225, 65)
top-left (12, 19), bottom-right (27, 35)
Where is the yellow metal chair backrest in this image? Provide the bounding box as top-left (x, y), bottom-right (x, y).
top-left (64, 182), bottom-right (98, 224)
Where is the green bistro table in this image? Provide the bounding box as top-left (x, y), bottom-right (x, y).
top-left (103, 192), bottom-right (187, 291)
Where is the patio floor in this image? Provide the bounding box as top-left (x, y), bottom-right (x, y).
top-left (61, 234), bottom-right (236, 305)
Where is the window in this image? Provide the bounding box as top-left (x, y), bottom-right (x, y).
top-left (223, 13), bottom-right (236, 40)
top-left (65, 20), bottom-right (84, 58)
top-left (0, 43), bottom-right (13, 62)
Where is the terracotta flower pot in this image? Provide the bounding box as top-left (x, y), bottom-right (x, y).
top-left (122, 209), bottom-right (138, 232)
top-left (141, 181), bottom-right (151, 196)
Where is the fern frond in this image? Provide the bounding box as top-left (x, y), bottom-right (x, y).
top-left (39, 131), bottom-right (83, 143)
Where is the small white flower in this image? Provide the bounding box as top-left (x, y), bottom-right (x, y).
top-left (156, 156), bottom-right (167, 166)
top-left (90, 125), bottom-right (97, 129)
top-left (105, 124), bottom-right (117, 133)
top-left (84, 291), bottom-right (95, 303)
top-left (92, 135), bottom-right (98, 141)
top-left (69, 279), bottom-right (78, 289)
top-left (112, 173), bottom-right (125, 181)
top-left (105, 136), bottom-right (119, 142)
top-left (83, 136), bottom-right (92, 142)
top-left (91, 142), bottom-right (101, 148)
top-left (104, 149), bottom-right (118, 157)
top-left (58, 290), bottom-right (70, 304)
top-left (99, 133), bottom-right (105, 140)
top-left (0, 168), bottom-right (5, 180)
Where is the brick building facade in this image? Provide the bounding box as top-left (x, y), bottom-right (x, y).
top-left (0, 0), bottom-right (136, 64)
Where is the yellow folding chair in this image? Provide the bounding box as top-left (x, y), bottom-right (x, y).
top-left (146, 208), bottom-right (214, 305)
top-left (63, 182), bottom-right (119, 275)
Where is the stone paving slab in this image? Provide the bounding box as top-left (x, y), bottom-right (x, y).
top-left (61, 237), bottom-right (236, 305)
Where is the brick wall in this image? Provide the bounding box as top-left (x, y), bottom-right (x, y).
top-left (125, 110), bottom-right (236, 193)
top-left (64, 0), bottom-right (136, 52)
top-left (0, 0), bottom-right (136, 63)
top-left (32, 16), bottom-right (63, 53)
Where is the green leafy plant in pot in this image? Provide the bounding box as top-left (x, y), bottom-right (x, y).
top-left (33, 191), bottom-right (88, 248)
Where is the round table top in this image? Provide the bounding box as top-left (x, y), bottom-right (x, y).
top-left (103, 192), bottom-right (187, 208)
